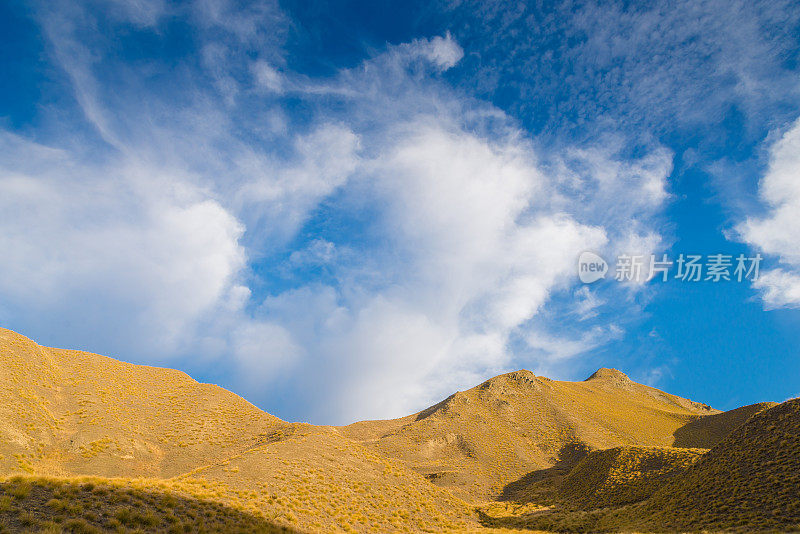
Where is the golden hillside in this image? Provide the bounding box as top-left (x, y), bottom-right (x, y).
top-left (1, 327), bottom-right (793, 533)
top-left (557, 446), bottom-right (706, 509)
top-left (178, 427), bottom-right (476, 532)
top-left (0, 476), bottom-right (293, 533)
top-left (629, 397), bottom-right (800, 532)
top-left (0, 328), bottom-right (484, 532)
top-left (0, 328), bottom-right (288, 479)
top-left (672, 401), bottom-right (777, 448)
top-left (342, 368), bottom-right (718, 500)
top-left (484, 399), bottom-right (800, 533)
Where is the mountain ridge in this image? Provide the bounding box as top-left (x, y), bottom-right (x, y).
top-left (0, 326), bottom-right (791, 533)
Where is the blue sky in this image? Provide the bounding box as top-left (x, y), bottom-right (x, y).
top-left (1, 0), bottom-right (799, 424)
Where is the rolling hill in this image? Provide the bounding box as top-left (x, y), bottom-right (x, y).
top-left (557, 445), bottom-right (706, 509)
top-left (341, 368), bottom-right (719, 500)
top-left (629, 397), bottom-right (800, 532)
top-left (0, 326), bottom-right (794, 533)
top-left (482, 399), bottom-right (800, 533)
top-left (0, 327), bottom-right (288, 479)
top-left (0, 328), bottom-right (476, 532)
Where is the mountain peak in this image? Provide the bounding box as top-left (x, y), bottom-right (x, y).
top-left (477, 369), bottom-right (540, 390)
top-left (586, 368), bottom-right (631, 382)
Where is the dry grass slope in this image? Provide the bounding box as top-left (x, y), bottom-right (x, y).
top-left (558, 446), bottom-right (705, 510)
top-left (2, 326), bottom-right (795, 533)
top-left (672, 402), bottom-right (777, 448)
top-left (342, 368), bottom-right (716, 501)
top-left (180, 427), bottom-right (478, 533)
top-left (630, 397), bottom-right (800, 532)
top-left (0, 475), bottom-right (293, 533)
top-left (0, 328), bottom-right (483, 533)
top-left (0, 328), bottom-right (288, 479)
top-left (485, 399), bottom-right (800, 533)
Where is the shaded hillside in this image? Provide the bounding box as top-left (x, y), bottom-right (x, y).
top-left (630, 397), bottom-right (800, 532)
top-left (558, 446), bottom-right (705, 509)
top-left (479, 446), bottom-right (705, 530)
top-left (342, 368), bottom-right (717, 500)
top-left (0, 475), bottom-right (292, 533)
top-left (493, 401), bottom-right (780, 510)
top-left (484, 399), bottom-right (800, 533)
top-left (672, 401), bottom-right (777, 448)
top-left (0, 328), bottom-right (289, 479)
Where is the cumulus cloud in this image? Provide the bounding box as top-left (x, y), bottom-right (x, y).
top-left (739, 117), bottom-right (800, 306)
top-left (314, 124), bottom-right (609, 419)
top-left (0, 132), bottom-right (246, 357)
top-left (2, 0), bottom-right (677, 424)
top-left (241, 117), bottom-right (668, 422)
top-left (753, 270), bottom-right (800, 309)
top-left (230, 320), bottom-right (303, 387)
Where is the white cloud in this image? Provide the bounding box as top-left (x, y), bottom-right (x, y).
top-left (445, 0), bottom-right (800, 136)
top-left (640, 365), bottom-right (672, 387)
top-left (752, 269), bottom-right (800, 309)
top-left (574, 286), bottom-right (604, 320)
top-left (10, 2), bottom-right (677, 424)
top-left (556, 140), bottom-right (673, 237)
top-left (235, 124), bottom-right (360, 248)
top-left (289, 239), bottom-right (337, 267)
top-left (0, 132), bottom-right (246, 356)
top-left (251, 61), bottom-right (285, 93)
top-left (369, 33), bottom-right (465, 75)
top-left (105, 0), bottom-right (168, 27)
top-left (231, 321), bottom-right (302, 387)
top-left (416, 33), bottom-right (464, 70)
top-left (525, 323), bottom-right (623, 363)
top-left (242, 119), bottom-right (672, 422)
top-left (192, 0), bottom-right (287, 49)
top-left (739, 117), bottom-right (800, 306)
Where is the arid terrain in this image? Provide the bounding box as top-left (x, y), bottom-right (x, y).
top-left (0, 327), bottom-right (797, 533)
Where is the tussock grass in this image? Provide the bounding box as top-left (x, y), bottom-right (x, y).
top-left (629, 398), bottom-right (800, 532)
top-left (482, 399), bottom-right (800, 533)
top-left (2, 327), bottom-right (797, 533)
top-left (0, 476), bottom-right (294, 533)
top-left (342, 368), bottom-right (718, 501)
top-left (558, 446), bottom-right (705, 509)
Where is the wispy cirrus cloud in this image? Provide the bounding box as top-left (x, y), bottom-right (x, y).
top-left (442, 0), bottom-right (800, 139)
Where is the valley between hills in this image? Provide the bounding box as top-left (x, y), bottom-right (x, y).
top-left (0, 326), bottom-right (798, 533)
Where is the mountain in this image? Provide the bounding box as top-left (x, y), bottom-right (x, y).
top-left (483, 399), bottom-right (800, 533)
top-left (557, 445), bottom-right (706, 509)
top-left (0, 327), bottom-right (793, 533)
top-left (629, 397), bottom-right (800, 532)
top-left (0, 327), bottom-right (287, 479)
top-left (342, 368), bottom-right (718, 500)
top-left (0, 328), bottom-right (475, 532)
